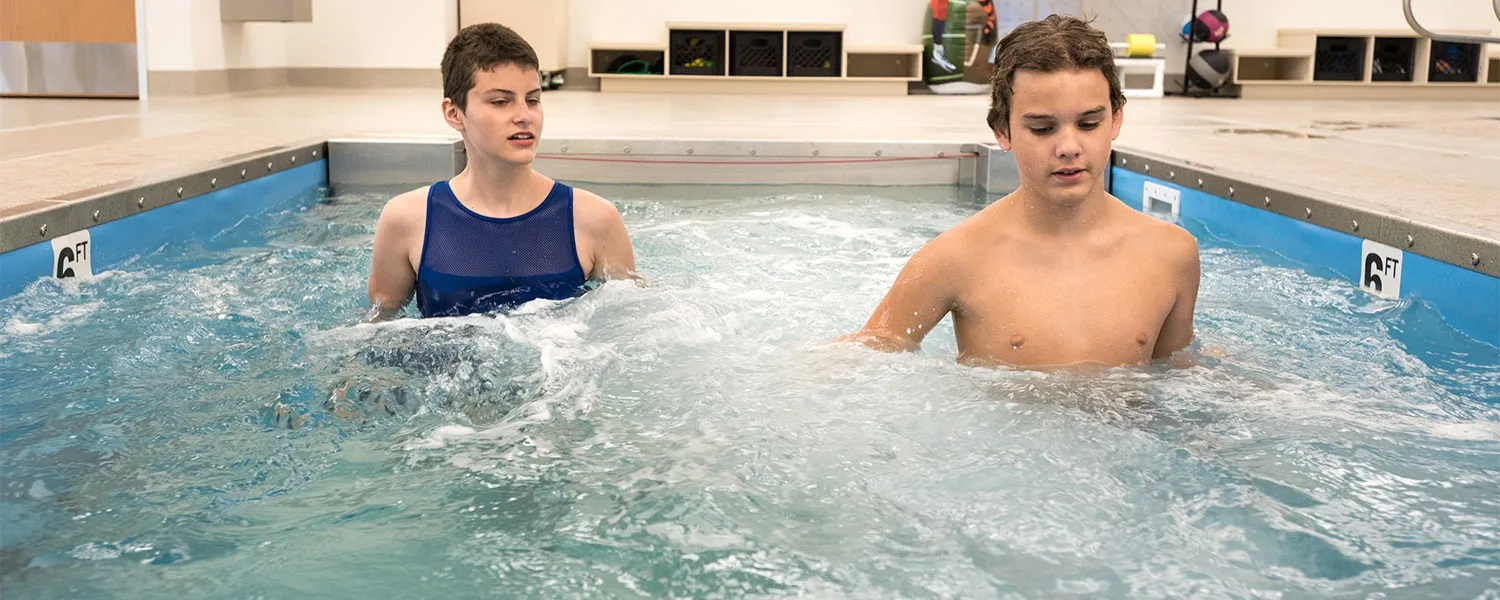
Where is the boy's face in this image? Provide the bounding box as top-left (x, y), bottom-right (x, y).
top-left (443, 63), bottom-right (544, 166)
top-left (994, 68), bottom-right (1122, 208)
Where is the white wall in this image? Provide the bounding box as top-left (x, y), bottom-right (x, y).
top-left (286, 0), bottom-right (458, 68)
top-left (1221, 0), bottom-right (1500, 49)
top-left (143, 0), bottom-right (453, 72)
top-left (143, 0), bottom-right (195, 70)
top-left (142, 0), bottom-right (1499, 75)
top-left (564, 0), bottom-right (927, 67)
top-left (142, 0), bottom-right (287, 71)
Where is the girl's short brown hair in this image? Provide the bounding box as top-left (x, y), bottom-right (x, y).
top-left (442, 23), bottom-right (540, 112)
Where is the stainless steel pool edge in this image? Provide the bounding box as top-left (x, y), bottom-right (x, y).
top-left (1110, 147), bottom-right (1500, 279)
top-left (0, 142), bottom-right (327, 256)
top-left (327, 137), bottom-right (465, 187)
top-left (325, 135), bottom-right (983, 188)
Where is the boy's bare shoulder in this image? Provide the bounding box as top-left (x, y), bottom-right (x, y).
top-left (1119, 205), bottom-right (1199, 265)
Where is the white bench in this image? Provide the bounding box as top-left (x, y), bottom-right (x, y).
top-left (1108, 41), bottom-right (1167, 98)
top-left (1114, 57), bottom-right (1166, 98)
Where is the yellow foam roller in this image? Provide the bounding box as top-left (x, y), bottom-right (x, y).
top-left (1126, 34), bottom-right (1157, 58)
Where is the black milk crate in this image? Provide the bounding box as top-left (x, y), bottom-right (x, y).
top-left (787, 31), bottom-right (842, 77)
top-left (669, 29), bottom-right (724, 76)
top-left (1428, 41), bottom-right (1480, 82)
top-left (1314, 36), bottom-right (1366, 81)
top-left (729, 30), bottom-right (783, 76)
top-left (1371, 37), bottom-right (1416, 82)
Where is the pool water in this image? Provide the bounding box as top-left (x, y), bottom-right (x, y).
top-left (1, 183), bottom-right (1497, 598)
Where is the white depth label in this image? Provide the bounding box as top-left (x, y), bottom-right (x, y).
top-left (1359, 239), bottom-right (1402, 299)
top-left (1143, 181), bottom-right (1181, 218)
top-left (50, 230), bottom-right (93, 280)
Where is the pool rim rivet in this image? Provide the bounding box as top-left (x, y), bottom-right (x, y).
top-left (266, 161), bottom-right (273, 171)
top-left (1263, 196), bottom-right (1271, 207)
top-left (559, 145), bottom-right (568, 153)
top-left (1227, 186), bottom-right (1235, 197)
top-left (312, 149), bottom-right (320, 158)
top-left (1197, 178), bottom-right (1204, 187)
top-left (38, 224), bottom-right (47, 236)
top-left (291, 155), bottom-right (297, 164)
top-left (240, 169), bottom-right (247, 179)
top-left (1304, 207), bottom-right (1313, 219)
top-left (92, 210), bottom-right (101, 222)
top-left (1472, 253), bottom-right (1482, 267)
top-left (1351, 220), bottom-right (1359, 232)
top-left (137, 197), bottom-right (145, 208)
top-left (1144, 164), bottom-right (1151, 172)
top-left (1406, 235), bottom-right (1415, 248)
top-left (813, 149), bottom-right (821, 157)
top-left (875, 149), bottom-right (883, 157)
top-left (1169, 170), bottom-right (1176, 179)
top-left (176, 186), bottom-right (184, 198)
top-left (210, 177), bottom-right (217, 188)
top-left (623, 146), bottom-right (632, 154)
top-left (686, 148), bottom-right (694, 155)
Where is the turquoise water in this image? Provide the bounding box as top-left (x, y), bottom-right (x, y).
top-left (1, 183), bottom-right (1497, 599)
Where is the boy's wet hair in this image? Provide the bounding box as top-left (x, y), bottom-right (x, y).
top-left (986, 14), bottom-right (1126, 134)
top-left (442, 22), bottom-right (540, 112)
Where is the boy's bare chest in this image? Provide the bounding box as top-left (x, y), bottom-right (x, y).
top-left (951, 250), bottom-right (1178, 367)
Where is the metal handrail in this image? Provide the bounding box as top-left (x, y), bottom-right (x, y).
top-left (1403, 0), bottom-right (1500, 45)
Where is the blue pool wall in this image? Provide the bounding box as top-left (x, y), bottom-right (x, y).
top-left (0, 161), bottom-right (327, 299)
top-left (1111, 167), bottom-right (1499, 348)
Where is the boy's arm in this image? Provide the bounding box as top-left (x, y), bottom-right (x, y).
top-left (367, 192), bottom-right (421, 321)
top-left (576, 190), bottom-right (639, 281)
top-left (845, 238), bottom-right (961, 352)
top-left (1153, 227), bottom-right (1201, 359)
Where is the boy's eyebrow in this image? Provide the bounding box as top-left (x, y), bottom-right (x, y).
top-left (479, 87), bottom-right (544, 96)
top-left (1021, 106), bottom-right (1108, 120)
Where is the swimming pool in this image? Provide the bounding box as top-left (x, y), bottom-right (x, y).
top-left (1, 175), bottom-right (1496, 597)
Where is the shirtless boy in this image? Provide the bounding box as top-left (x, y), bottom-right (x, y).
top-left (848, 15), bottom-right (1200, 369)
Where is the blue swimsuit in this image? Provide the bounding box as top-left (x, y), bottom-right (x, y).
top-left (414, 180), bottom-right (588, 317)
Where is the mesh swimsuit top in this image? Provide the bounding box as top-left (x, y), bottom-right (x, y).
top-left (414, 179), bottom-right (587, 317)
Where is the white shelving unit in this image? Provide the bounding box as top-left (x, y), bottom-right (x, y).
top-left (588, 22), bottom-right (921, 95)
top-left (1231, 28), bottom-right (1500, 100)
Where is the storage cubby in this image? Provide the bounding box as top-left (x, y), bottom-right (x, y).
top-left (1231, 29), bottom-right (1500, 99)
top-left (1233, 52), bottom-right (1312, 82)
top-left (669, 29), bottom-right (725, 76)
top-left (787, 31), bottom-right (842, 77)
top-left (1371, 36), bottom-right (1418, 82)
top-left (729, 30), bottom-right (783, 77)
top-left (1314, 36), bottom-right (1367, 81)
top-left (588, 23), bottom-right (921, 95)
top-left (1428, 41), bottom-right (1481, 83)
top-left (588, 45), bottom-right (665, 76)
top-left (845, 49), bottom-right (921, 79)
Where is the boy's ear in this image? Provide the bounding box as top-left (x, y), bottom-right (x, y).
top-left (993, 126), bottom-right (1012, 152)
